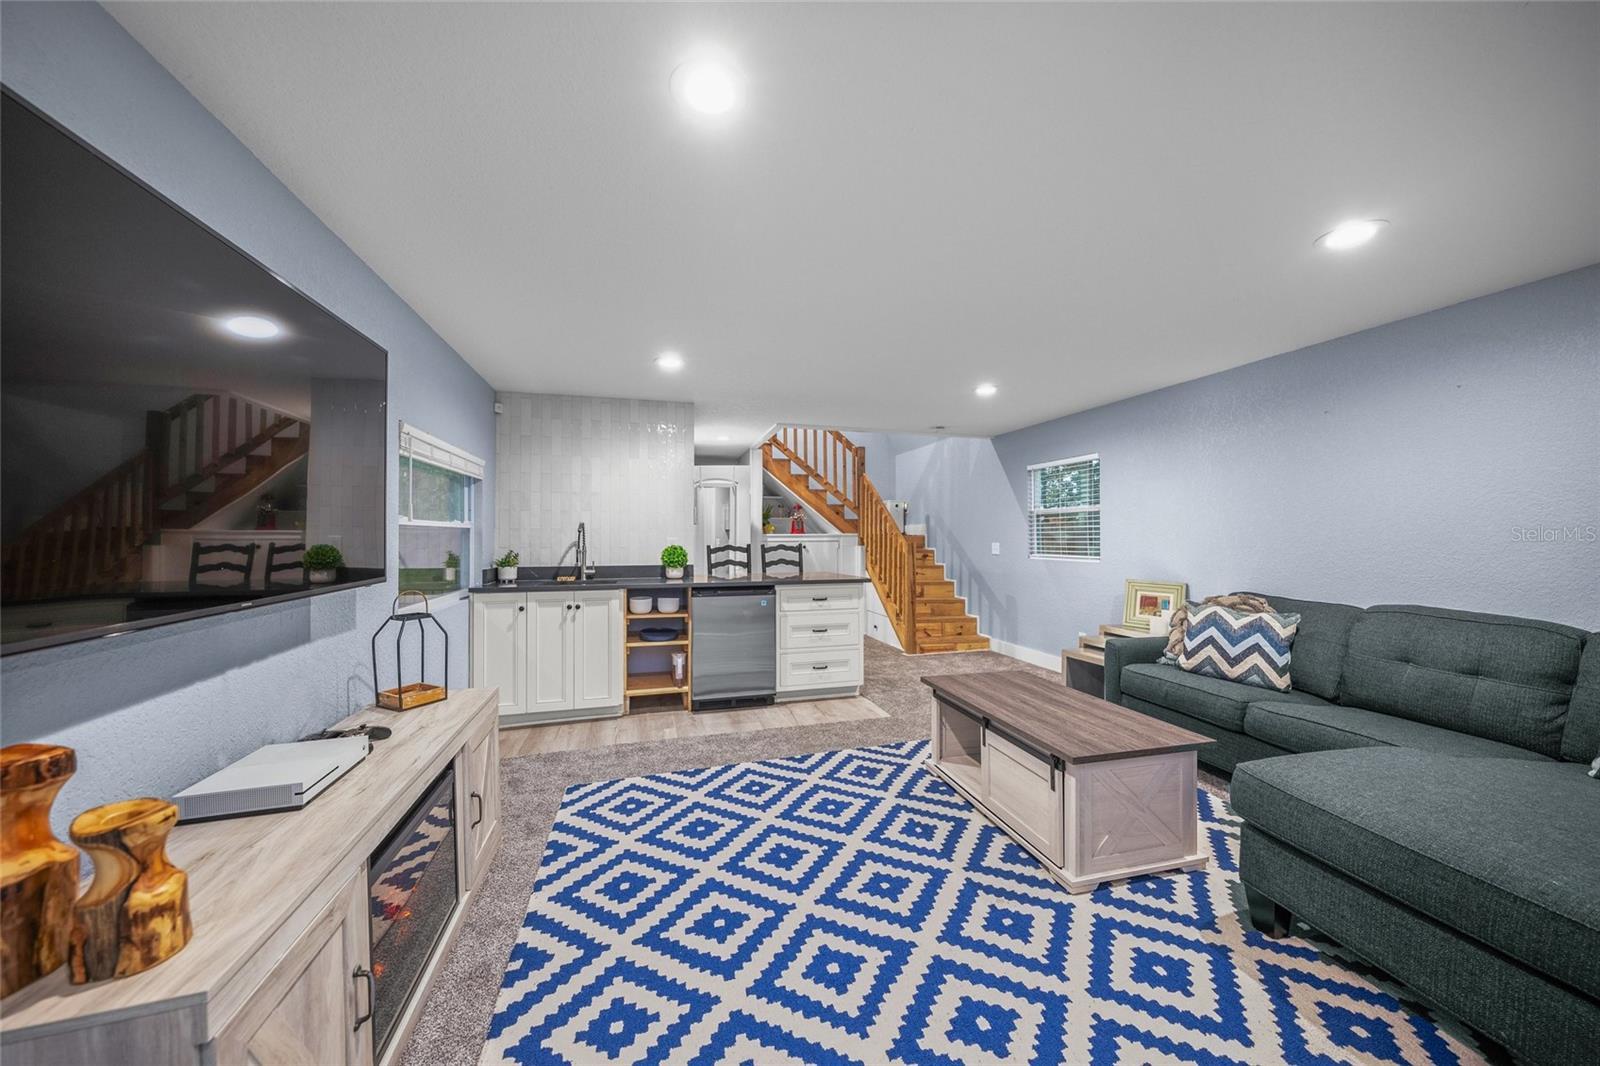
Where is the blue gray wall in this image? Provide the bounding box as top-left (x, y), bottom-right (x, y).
top-left (879, 265), bottom-right (1600, 657)
top-left (0, 2), bottom-right (497, 831)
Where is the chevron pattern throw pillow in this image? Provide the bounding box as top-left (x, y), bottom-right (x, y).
top-left (1177, 602), bottom-right (1300, 691)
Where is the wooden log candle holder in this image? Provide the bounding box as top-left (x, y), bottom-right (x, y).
top-left (1, 743), bottom-right (79, 998)
top-left (68, 798), bottom-right (192, 984)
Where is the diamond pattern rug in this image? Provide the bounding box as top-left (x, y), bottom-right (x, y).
top-left (481, 740), bottom-right (1478, 1065)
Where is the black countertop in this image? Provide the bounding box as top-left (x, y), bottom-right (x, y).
top-left (469, 568), bottom-right (867, 594)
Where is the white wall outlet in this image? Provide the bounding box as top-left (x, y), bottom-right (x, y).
top-left (990, 541), bottom-right (1000, 555)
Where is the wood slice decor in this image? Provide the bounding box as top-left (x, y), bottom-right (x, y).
top-left (1, 743), bottom-right (79, 998)
top-left (68, 798), bottom-right (192, 984)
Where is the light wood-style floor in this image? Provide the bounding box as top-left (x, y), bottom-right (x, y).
top-left (498, 697), bottom-right (890, 758)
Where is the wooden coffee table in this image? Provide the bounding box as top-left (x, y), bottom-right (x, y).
top-left (922, 670), bottom-right (1212, 893)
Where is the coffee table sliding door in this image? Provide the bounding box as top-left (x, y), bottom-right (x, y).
top-left (983, 726), bottom-right (1065, 867)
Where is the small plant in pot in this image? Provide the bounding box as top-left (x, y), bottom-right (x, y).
top-left (494, 549), bottom-right (520, 584)
top-left (661, 544), bottom-right (688, 580)
top-left (443, 550), bottom-right (460, 583)
top-left (304, 544), bottom-right (343, 585)
top-left (762, 505), bottom-right (775, 535)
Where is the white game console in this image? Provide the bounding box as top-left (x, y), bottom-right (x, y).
top-left (174, 735), bottom-right (371, 822)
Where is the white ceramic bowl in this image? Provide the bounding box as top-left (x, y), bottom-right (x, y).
top-left (628, 595), bottom-right (654, 614)
top-left (656, 595), bottom-right (681, 613)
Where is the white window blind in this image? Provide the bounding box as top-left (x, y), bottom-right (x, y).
top-left (1027, 454), bottom-right (1100, 560)
top-left (399, 421), bottom-right (485, 480)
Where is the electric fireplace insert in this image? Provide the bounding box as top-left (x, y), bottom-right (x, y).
top-left (366, 764), bottom-right (459, 1055)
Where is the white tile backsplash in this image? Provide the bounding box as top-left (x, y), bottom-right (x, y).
top-left (494, 392), bottom-right (694, 568)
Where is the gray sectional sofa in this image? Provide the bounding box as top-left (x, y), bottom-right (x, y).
top-left (1103, 596), bottom-right (1600, 1065)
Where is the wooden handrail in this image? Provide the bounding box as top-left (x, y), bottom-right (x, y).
top-left (767, 426), bottom-right (863, 518)
top-left (859, 474), bottom-right (917, 654)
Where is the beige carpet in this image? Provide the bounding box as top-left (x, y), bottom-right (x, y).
top-left (396, 642), bottom-right (1229, 1066)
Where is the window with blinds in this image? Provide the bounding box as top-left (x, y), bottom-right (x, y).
top-left (1027, 454), bottom-right (1100, 560)
top-left (398, 422), bottom-right (485, 593)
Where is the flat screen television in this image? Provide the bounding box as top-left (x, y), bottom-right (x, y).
top-left (1, 90), bottom-right (388, 655)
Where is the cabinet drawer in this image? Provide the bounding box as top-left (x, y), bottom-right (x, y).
top-left (779, 609), bottom-right (860, 650)
top-left (778, 584), bottom-right (862, 613)
top-left (778, 648), bottom-right (863, 690)
top-left (984, 729), bottom-right (1064, 866)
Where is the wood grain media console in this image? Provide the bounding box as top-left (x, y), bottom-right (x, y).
top-left (923, 671), bottom-right (1211, 893)
top-left (0, 688), bottom-right (502, 1066)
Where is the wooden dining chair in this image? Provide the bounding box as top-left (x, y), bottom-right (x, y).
top-left (761, 542), bottom-right (804, 576)
top-left (706, 543), bottom-right (752, 577)
top-left (189, 542), bottom-right (258, 589)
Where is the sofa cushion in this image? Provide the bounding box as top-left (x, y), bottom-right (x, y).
top-left (1562, 634), bottom-right (1600, 763)
top-left (1340, 605), bottom-right (1585, 758)
top-left (1231, 748), bottom-right (1600, 997)
top-left (1240, 593), bottom-right (1363, 701)
top-left (1243, 701), bottom-right (1552, 761)
top-left (1177, 603), bottom-right (1299, 691)
top-left (1119, 662), bottom-right (1329, 733)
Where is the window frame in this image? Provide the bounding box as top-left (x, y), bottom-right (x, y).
top-left (1026, 452), bottom-right (1101, 562)
top-left (398, 422), bottom-right (485, 592)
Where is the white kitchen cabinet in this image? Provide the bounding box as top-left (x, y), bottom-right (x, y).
top-left (470, 594), bottom-right (526, 718)
top-left (527, 591), bottom-right (574, 713)
top-left (572, 589), bottom-right (624, 711)
top-left (471, 589), bottom-right (624, 722)
top-left (775, 583), bottom-right (866, 697)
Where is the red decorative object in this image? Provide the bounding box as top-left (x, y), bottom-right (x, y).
top-left (789, 504), bottom-right (805, 535)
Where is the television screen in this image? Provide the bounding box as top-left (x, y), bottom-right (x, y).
top-left (1, 91), bottom-right (388, 654)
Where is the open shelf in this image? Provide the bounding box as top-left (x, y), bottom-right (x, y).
top-left (626, 611), bottom-right (688, 621)
top-left (626, 638), bottom-right (689, 649)
top-left (626, 671), bottom-right (689, 696)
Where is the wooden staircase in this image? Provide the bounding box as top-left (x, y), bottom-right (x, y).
top-left (2, 393), bottom-right (309, 600)
top-left (763, 426), bottom-right (987, 655)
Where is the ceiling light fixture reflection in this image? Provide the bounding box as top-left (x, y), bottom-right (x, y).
top-left (222, 314), bottom-right (282, 339)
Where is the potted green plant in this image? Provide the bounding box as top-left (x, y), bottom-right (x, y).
top-left (304, 543), bottom-right (343, 585)
top-left (762, 505), bottom-right (775, 535)
top-left (660, 544), bottom-right (688, 580)
top-left (443, 550), bottom-right (460, 584)
top-left (494, 549), bottom-right (520, 584)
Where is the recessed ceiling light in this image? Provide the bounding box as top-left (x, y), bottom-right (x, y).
top-left (1315, 219), bottom-right (1388, 251)
top-left (716, 434), bottom-right (730, 442)
top-left (222, 314), bottom-right (282, 339)
top-left (974, 383), bottom-right (998, 398)
top-left (655, 351), bottom-right (685, 371)
top-left (671, 61), bottom-right (741, 115)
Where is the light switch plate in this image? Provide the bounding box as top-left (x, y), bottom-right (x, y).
top-left (991, 542), bottom-right (1000, 555)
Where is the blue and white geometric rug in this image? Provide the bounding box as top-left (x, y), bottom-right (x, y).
top-left (481, 740), bottom-right (1478, 1065)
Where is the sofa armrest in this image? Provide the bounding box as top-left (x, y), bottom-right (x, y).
top-left (1103, 635), bottom-right (1169, 704)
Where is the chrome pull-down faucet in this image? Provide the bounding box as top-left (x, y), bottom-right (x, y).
top-left (576, 522), bottom-right (587, 582)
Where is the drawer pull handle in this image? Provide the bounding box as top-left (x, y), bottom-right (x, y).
top-left (471, 790), bottom-right (484, 828)
top-left (812, 664), bottom-right (829, 671)
top-left (812, 596), bottom-right (829, 602)
top-left (353, 966), bottom-right (375, 1032)
top-left (811, 627), bottom-right (830, 633)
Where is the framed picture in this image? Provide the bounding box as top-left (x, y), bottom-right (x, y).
top-left (1123, 579), bottom-right (1187, 631)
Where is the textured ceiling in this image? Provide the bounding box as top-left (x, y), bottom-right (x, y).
top-left (110, 2), bottom-right (1600, 448)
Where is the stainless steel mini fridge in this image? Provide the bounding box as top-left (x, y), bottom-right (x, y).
top-left (691, 586), bottom-right (777, 707)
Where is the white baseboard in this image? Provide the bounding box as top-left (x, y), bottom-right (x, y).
top-left (985, 638), bottom-right (1060, 672)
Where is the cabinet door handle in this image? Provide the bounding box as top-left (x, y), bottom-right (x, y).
top-left (575, 603), bottom-right (583, 611)
top-left (518, 605), bottom-right (525, 612)
top-left (471, 790), bottom-right (484, 828)
top-left (352, 966), bottom-right (375, 1032)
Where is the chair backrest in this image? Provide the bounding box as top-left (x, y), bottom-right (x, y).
top-left (265, 542), bottom-right (306, 587)
top-left (190, 541), bottom-right (258, 589)
top-left (706, 543), bottom-right (751, 577)
top-left (761, 542), bottom-right (804, 575)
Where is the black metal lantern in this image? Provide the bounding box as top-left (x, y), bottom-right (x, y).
top-left (371, 590), bottom-right (448, 710)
